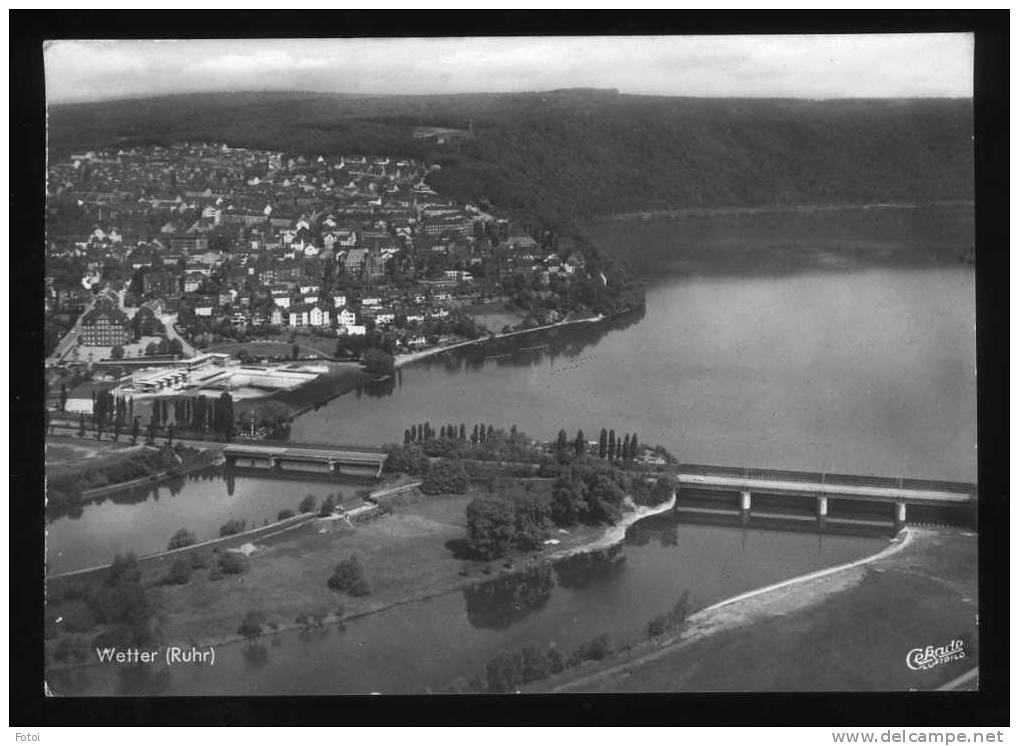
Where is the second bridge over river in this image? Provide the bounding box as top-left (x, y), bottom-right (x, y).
top-left (223, 442), bottom-right (388, 478)
top-left (674, 464), bottom-right (977, 529)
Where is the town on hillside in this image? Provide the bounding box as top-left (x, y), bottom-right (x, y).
top-left (45, 143), bottom-right (636, 384)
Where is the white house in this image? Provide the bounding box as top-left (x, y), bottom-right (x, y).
top-left (289, 307), bottom-right (310, 327)
top-left (343, 324), bottom-right (366, 336)
top-left (270, 307), bottom-right (284, 326)
top-left (272, 291), bottom-right (291, 308)
top-left (332, 294), bottom-right (348, 309)
top-left (309, 306), bottom-right (331, 327)
top-left (338, 308), bottom-right (357, 327)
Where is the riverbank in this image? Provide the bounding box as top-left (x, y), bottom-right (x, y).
top-left (77, 452), bottom-right (220, 502)
top-left (393, 313), bottom-right (605, 368)
top-left (45, 440), bottom-right (218, 512)
top-left (44, 488), bottom-right (674, 674)
top-left (593, 199), bottom-right (976, 223)
top-left (530, 526), bottom-right (977, 692)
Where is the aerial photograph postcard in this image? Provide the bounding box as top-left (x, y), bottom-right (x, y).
top-left (40, 32), bottom-right (979, 698)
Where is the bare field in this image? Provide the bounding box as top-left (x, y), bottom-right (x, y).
top-left (460, 301), bottom-right (528, 333)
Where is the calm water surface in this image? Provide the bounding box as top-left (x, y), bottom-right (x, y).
top-left (292, 267), bottom-right (976, 481)
top-left (46, 471), bottom-right (368, 574)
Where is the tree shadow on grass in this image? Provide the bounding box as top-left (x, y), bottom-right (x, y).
top-left (445, 537), bottom-right (482, 561)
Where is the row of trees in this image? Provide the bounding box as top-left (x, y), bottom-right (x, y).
top-left (150, 392), bottom-right (236, 437)
top-left (386, 425), bottom-right (543, 474)
top-left (553, 428), bottom-right (640, 462)
top-left (81, 391), bottom-right (142, 443)
top-left (404, 421), bottom-right (518, 446)
top-left (91, 390), bottom-right (133, 431)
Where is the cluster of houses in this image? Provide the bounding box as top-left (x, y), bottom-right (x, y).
top-left (46, 142), bottom-right (595, 355)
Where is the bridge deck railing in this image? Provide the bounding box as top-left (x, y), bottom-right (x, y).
top-left (678, 463), bottom-right (746, 478)
top-left (677, 464), bottom-right (975, 494)
top-left (900, 477), bottom-right (976, 495)
top-left (747, 467), bottom-right (825, 484)
top-left (229, 439), bottom-right (388, 454)
top-left (823, 473), bottom-right (901, 489)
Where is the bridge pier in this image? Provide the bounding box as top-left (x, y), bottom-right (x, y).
top-left (817, 496), bottom-right (828, 517)
top-left (268, 455), bottom-right (280, 471)
top-left (895, 501), bottom-right (907, 529)
top-left (740, 490), bottom-right (752, 512)
top-left (328, 459), bottom-right (341, 476)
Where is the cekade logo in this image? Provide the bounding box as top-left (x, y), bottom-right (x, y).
top-left (906, 639), bottom-right (966, 671)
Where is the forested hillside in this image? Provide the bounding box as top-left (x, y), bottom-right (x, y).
top-left (48, 89), bottom-right (973, 239)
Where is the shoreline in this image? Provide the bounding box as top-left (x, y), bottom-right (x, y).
top-left (74, 454), bottom-right (220, 503)
top-left (393, 313), bottom-right (606, 368)
top-left (45, 494), bottom-right (676, 676)
top-left (592, 199), bottom-right (975, 223)
top-left (546, 494), bottom-right (676, 563)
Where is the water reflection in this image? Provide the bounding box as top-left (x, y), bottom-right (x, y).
top-left (553, 545), bottom-right (627, 590)
top-left (463, 565), bottom-right (556, 630)
top-left (362, 376), bottom-right (397, 398)
top-left (47, 467), bottom-right (222, 523)
top-left (626, 512), bottom-right (681, 548)
top-left (369, 306), bottom-right (647, 401)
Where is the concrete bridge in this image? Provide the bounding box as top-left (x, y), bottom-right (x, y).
top-left (223, 442), bottom-right (388, 478)
top-left (674, 464), bottom-right (976, 529)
